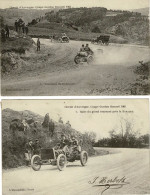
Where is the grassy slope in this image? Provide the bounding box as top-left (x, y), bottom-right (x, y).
top-left (28, 21), bottom-right (127, 43)
top-left (0, 8), bottom-right (53, 26)
top-left (2, 108), bottom-right (95, 169)
top-left (1, 36), bottom-right (34, 53)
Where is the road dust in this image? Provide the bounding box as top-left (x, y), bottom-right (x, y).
top-left (2, 40), bottom-right (150, 96)
top-left (93, 44), bottom-right (150, 66)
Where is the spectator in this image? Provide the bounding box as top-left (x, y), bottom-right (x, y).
top-left (24, 139), bottom-right (34, 166)
top-left (25, 25), bottom-right (29, 35)
top-left (1, 28), bottom-right (6, 42)
top-left (37, 38), bottom-right (40, 51)
top-left (22, 22), bottom-right (25, 34)
top-left (58, 117), bottom-right (63, 124)
top-left (14, 20), bottom-right (18, 32)
top-left (5, 25), bottom-right (9, 38)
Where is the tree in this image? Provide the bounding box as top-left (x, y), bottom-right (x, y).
top-left (84, 131), bottom-right (97, 145)
top-left (92, 26), bottom-right (101, 33)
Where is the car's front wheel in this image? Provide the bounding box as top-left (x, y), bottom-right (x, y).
top-left (31, 155), bottom-right (41, 171)
top-left (74, 55), bottom-right (81, 64)
top-left (57, 154), bottom-right (67, 171)
top-left (80, 151), bottom-right (88, 166)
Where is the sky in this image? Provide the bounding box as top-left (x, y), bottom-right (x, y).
top-left (0, 0), bottom-right (149, 9)
top-left (2, 99), bottom-right (149, 139)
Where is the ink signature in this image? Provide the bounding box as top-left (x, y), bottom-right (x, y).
top-left (88, 176), bottom-right (130, 195)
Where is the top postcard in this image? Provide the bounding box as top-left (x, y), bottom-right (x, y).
top-left (1, 0), bottom-right (150, 96)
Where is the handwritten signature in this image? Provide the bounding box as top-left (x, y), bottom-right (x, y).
top-left (88, 176), bottom-right (130, 195)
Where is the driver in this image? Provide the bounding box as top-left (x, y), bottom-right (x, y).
top-left (71, 135), bottom-right (81, 152)
top-left (60, 134), bottom-right (70, 154)
top-left (84, 43), bottom-right (93, 55)
top-left (79, 44), bottom-right (88, 57)
top-left (62, 33), bottom-right (66, 38)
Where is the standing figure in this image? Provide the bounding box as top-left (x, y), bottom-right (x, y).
top-left (22, 22), bottom-right (25, 34)
top-left (37, 38), bottom-right (40, 51)
top-left (24, 139), bottom-right (34, 166)
top-left (14, 20), bottom-right (18, 32)
top-left (25, 25), bottom-right (29, 35)
top-left (1, 28), bottom-right (6, 42)
top-left (5, 25), bottom-right (9, 38)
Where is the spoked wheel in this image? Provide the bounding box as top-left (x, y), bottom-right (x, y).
top-left (57, 154), bottom-right (67, 171)
top-left (87, 55), bottom-right (94, 64)
top-left (74, 55), bottom-right (81, 64)
top-left (98, 40), bottom-right (102, 45)
top-left (58, 38), bottom-right (62, 43)
top-left (31, 155), bottom-right (41, 171)
top-left (80, 151), bottom-right (88, 166)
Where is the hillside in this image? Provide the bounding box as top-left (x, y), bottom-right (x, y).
top-left (0, 8), bottom-right (53, 26)
top-left (131, 7), bottom-right (149, 16)
top-left (43, 7), bottom-right (149, 45)
top-left (1, 7), bottom-right (149, 45)
top-left (2, 108), bottom-right (95, 169)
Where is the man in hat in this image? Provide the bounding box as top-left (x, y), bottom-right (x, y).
top-left (60, 134), bottom-right (67, 148)
top-left (14, 20), bottom-right (18, 32)
top-left (84, 43), bottom-right (93, 55)
top-left (71, 135), bottom-right (81, 153)
top-left (24, 139), bottom-right (34, 166)
top-left (78, 44), bottom-right (87, 57)
top-left (59, 134), bottom-right (70, 155)
top-left (71, 135), bottom-right (78, 146)
top-left (37, 38), bottom-right (40, 51)
top-left (5, 25), bottom-right (9, 38)
top-left (33, 139), bottom-right (41, 155)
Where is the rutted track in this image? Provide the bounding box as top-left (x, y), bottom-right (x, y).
top-left (3, 148), bottom-right (150, 195)
top-left (2, 40), bottom-right (150, 96)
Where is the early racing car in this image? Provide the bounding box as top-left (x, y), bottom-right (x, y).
top-left (91, 35), bottom-right (110, 45)
top-left (74, 52), bottom-right (94, 64)
top-left (31, 146), bottom-right (88, 171)
top-left (58, 35), bottom-right (70, 43)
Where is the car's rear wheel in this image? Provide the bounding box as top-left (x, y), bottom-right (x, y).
top-left (58, 38), bottom-right (62, 43)
top-left (31, 155), bottom-right (41, 171)
top-left (57, 154), bottom-right (67, 171)
top-left (80, 151), bottom-right (88, 166)
top-left (87, 55), bottom-right (94, 64)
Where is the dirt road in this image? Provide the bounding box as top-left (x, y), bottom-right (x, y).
top-left (3, 148), bottom-right (150, 195)
top-left (2, 39), bottom-right (150, 96)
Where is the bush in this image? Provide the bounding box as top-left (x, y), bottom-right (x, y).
top-left (92, 26), bottom-right (101, 33)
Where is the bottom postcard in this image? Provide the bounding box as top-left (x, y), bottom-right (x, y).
top-left (1, 99), bottom-right (150, 195)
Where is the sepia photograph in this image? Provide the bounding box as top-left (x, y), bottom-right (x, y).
top-left (2, 99), bottom-right (150, 195)
top-left (0, 0), bottom-right (150, 96)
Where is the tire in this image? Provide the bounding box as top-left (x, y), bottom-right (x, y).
top-left (58, 38), bottom-right (62, 43)
top-left (74, 55), bottom-right (81, 64)
top-left (31, 155), bottom-right (41, 171)
top-left (80, 151), bottom-right (88, 166)
top-left (98, 40), bottom-right (102, 45)
top-left (87, 55), bottom-right (94, 64)
top-left (57, 154), bottom-right (67, 171)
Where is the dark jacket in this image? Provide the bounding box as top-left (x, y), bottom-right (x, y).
top-left (25, 143), bottom-right (34, 154)
top-left (33, 143), bottom-right (41, 155)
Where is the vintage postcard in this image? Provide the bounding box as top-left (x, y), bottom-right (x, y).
top-left (0, 0), bottom-right (150, 96)
top-left (2, 99), bottom-right (150, 195)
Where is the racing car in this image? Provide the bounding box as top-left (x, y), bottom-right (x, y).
top-left (91, 35), bottom-right (110, 45)
top-left (31, 145), bottom-right (88, 171)
top-left (74, 51), bottom-right (94, 64)
top-left (58, 36), bottom-right (70, 43)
